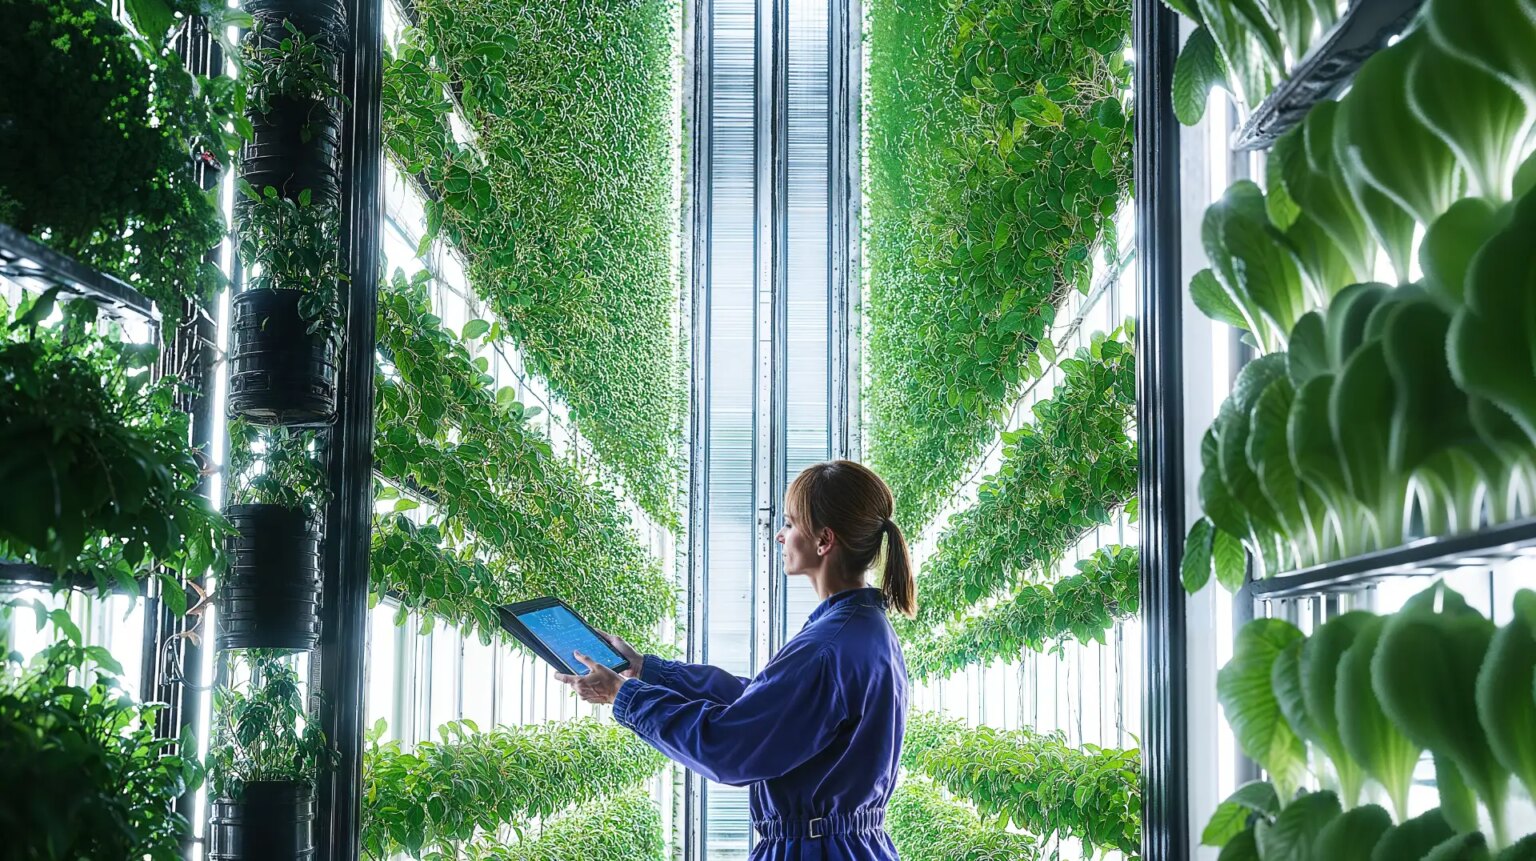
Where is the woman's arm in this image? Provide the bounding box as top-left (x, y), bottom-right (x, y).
top-left (610, 637), bottom-right (846, 787)
top-left (600, 632), bottom-right (750, 705)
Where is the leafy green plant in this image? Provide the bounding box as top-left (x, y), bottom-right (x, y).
top-left (888, 777), bottom-right (1041, 861)
top-left (235, 182), bottom-right (346, 337)
top-left (361, 718), bottom-right (664, 860)
top-left (374, 269), bottom-right (674, 648)
top-left (1219, 618), bottom-right (1308, 805)
top-left (0, 292), bottom-right (227, 592)
top-left (905, 327), bottom-right (1137, 626)
top-left (243, 17), bottom-right (346, 135)
top-left (906, 544), bottom-right (1138, 680)
top-left (463, 790), bottom-right (665, 861)
top-left (381, 0), bottom-right (684, 527)
top-left (903, 711), bottom-right (1141, 858)
top-left (227, 419), bottom-right (330, 517)
top-left (865, 0), bottom-right (1134, 533)
top-left (0, 631), bottom-right (201, 861)
top-left (0, 0), bottom-right (239, 323)
top-left (208, 649), bottom-right (334, 799)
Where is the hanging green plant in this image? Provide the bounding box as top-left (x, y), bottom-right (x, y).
top-left (207, 650), bottom-right (334, 799)
top-left (903, 711), bottom-right (1141, 859)
top-left (361, 718), bottom-right (664, 860)
top-left (866, 0), bottom-right (1133, 533)
top-left (374, 270), bottom-right (675, 648)
top-left (905, 544), bottom-right (1138, 680)
top-left (462, 790), bottom-right (665, 861)
top-left (381, 0), bottom-right (684, 528)
top-left (888, 777), bottom-right (1042, 861)
top-left (905, 328), bottom-right (1137, 626)
top-left (0, 292), bottom-right (227, 594)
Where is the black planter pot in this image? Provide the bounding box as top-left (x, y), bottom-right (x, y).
top-left (209, 781), bottom-right (316, 861)
top-left (241, 96), bottom-right (342, 204)
top-left (218, 504), bottom-right (323, 652)
top-left (245, 0), bottom-right (346, 39)
top-left (228, 288), bottom-right (338, 426)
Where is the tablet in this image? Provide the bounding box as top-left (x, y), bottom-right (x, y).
top-left (497, 597), bottom-right (631, 676)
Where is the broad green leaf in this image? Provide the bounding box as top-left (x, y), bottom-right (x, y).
top-left (1331, 98), bottom-right (1419, 284)
top-left (1202, 428), bottom-right (1253, 554)
top-left (1314, 804), bottom-right (1391, 859)
top-left (1213, 526), bottom-right (1248, 593)
top-left (1408, 33), bottom-right (1530, 201)
top-left (1182, 517), bottom-right (1215, 594)
top-left (1218, 354), bottom-right (1292, 554)
top-left (1300, 612), bottom-right (1373, 808)
top-left (1290, 374), bottom-right (1368, 559)
top-left (1498, 834), bottom-right (1536, 860)
top-left (1286, 312), bottom-right (1329, 387)
top-left (1338, 616), bottom-right (1421, 822)
top-left (1267, 0), bottom-right (1315, 61)
top-left (1191, 0), bottom-right (1280, 107)
top-left (1204, 181), bottom-right (1306, 350)
top-left (1220, 828), bottom-right (1262, 861)
top-left (1173, 27), bottom-right (1227, 126)
top-left (1255, 790), bottom-right (1340, 861)
top-left (1274, 104), bottom-right (1374, 285)
top-left (1203, 780), bottom-right (1281, 847)
top-left (1475, 590), bottom-right (1536, 804)
top-left (1191, 268), bottom-right (1252, 333)
top-left (1425, 832), bottom-right (1492, 861)
top-left (1421, 199), bottom-right (1508, 307)
top-left (1331, 339), bottom-right (1407, 550)
top-left (1271, 639), bottom-right (1317, 754)
top-left (125, 0), bottom-right (177, 41)
top-left (1219, 619), bottom-right (1308, 802)
top-left (1372, 809), bottom-right (1455, 861)
top-left (462, 319), bottom-right (491, 340)
top-left (1248, 376), bottom-right (1319, 568)
top-left (1425, 0), bottom-right (1536, 107)
top-left (1374, 584), bottom-right (1510, 841)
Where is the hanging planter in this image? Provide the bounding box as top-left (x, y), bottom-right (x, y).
top-left (208, 780), bottom-right (317, 861)
top-left (218, 503), bottom-right (322, 651)
top-left (245, 0), bottom-right (346, 41)
top-left (239, 16), bottom-right (347, 203)
top-left (228, 287), bottom-right (338, 425)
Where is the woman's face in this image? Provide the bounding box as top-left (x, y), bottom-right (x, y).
top-left (776, 507), bottom-right (821, 576)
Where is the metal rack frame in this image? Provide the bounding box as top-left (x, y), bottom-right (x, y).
top-left (0, 224), bottom-right (161, 323)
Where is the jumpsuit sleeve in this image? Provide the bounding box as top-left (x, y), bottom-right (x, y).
top-left (613, 638), bottom-right (847, 787)
top-left (639, 655), bottom-right (751, 705)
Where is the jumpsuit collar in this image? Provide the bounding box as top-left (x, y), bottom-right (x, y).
top-left (807, 586), bottom-right (885, 624)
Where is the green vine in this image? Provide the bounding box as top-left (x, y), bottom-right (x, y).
top-left (381, 0), bottom-right (684, 527)
top-left (465, 790), bottom-right (666, 861)
top-left (0, 292), bottom-right (227, 593)
top-left (361, 718), bottom-right (664, 860)
top-left (374, 270), bottom-right (675, 648)
top-left (227, 419), bottom-right (330, 517)
top-left (905, 328), bottom-right (1137, 627)
top-left (208, 650), bottom-right (334, 799)
top-left (904, 711), bottom-right (1141, 859)
top-left (906, 544), bottom-right (1139, 680)
top-left (235, 183), bottom-right (346, 338)
top-left (888, 777), bottom-right (1042, 861)
top-left (866, 0), bottom-right (1133, 533)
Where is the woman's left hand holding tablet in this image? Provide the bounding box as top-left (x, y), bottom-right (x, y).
top-left (554, 652), bottom-right (626, 705)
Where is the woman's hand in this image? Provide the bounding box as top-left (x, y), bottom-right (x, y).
top-left (596, 630), bottom-right (644, 679)
top-left (555, 652), bottom-right (627, 705)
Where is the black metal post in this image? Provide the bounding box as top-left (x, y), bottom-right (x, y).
top-left (316, 0), bottom-right (382, 855)
top-left (1134, 0), bottom-right (1189, 858)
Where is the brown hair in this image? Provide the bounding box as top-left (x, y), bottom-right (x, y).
top-left (785, 460), bottom-right (916, 618)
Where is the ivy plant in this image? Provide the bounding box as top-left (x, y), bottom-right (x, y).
top-left (888, 777), bottom-right (1042, 861)
top-left (381, 0), bottom-right (684, 527)
top-left (0, 0), bottom-right (240, 324)
top-left (906, 544), bottom-right (1138, 680)
top-left (374, 269), bottom-right (675, 648)
top-left (464, 790), bottom-right (666, 861)
top-left (903, 711), bottom-right (1141, 859)
top-left (208, 649), bottom-right (335, 799)
top-left (0, 617), bottom-right (201, 861)
top-left (361, 718), bottom-right (664, 860)
top-left (227, 419), bottom-right (330, 518)
top-left (0, 292), bottom-right (226, 595)
top-left (235, 182), bottom-right (346, 338)
top-left (243, 17), bottom-right (346, 136)
top-left (905, 328), bottom-right (1137, 626)
top-left (866, 0), bottom-right (1133, 533)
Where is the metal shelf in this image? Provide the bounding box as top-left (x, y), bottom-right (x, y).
top-left (0, 223), bottom-right (160, 323)
top-left (1250, 517), bottom-right (1536, 599)
top-left (1232, 0), bottom-right (1425, 152)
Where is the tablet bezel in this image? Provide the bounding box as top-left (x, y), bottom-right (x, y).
top-left (496, 597), bottom-right (632, 676)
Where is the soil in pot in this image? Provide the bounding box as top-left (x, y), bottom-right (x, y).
top-left (228, 288), bottom-right (339, 426)
top-left (218, 504), bottom-right (323, 652)
top-left (209, 780), bottom-right (316, 861)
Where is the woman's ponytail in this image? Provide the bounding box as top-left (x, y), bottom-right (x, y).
top-left (881, 519), bottom-right (917, 619)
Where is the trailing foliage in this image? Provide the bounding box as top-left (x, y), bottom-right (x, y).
top-left (0, 0), bottom-right (240, 322)
top-left (888, 777), bottom-right (1041, 861)
top-left (906, 544), bottom-right (1138, 680)
top-left (865, 0), bottom-right (1133, 533)
top-left (381, 1), bottom-right (683, 526)
top-left (903, 711), bottom-right (1141, 858)
top-left (235, 183), bottom-right (346, 338)
top-left (906, 328), bottom-right (1137, 626)
top-left (361, 718), bottom-right (665, 860)
top-left (0, 293), bottom-right (226, 593)
top-left (465, 790), bottom-right (666, 861)
top-left (227, 420), bottom-right (330, 516)
top-left (208, 650), bottom-right (334, 799)
top-left (374, 270), bottom-right (675, 647)
top-left (0, 628), bottom-right (201, 861)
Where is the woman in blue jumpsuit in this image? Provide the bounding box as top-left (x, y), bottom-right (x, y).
top-left (556, 460), bottom-right (915, 860)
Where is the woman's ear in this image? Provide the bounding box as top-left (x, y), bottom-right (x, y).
top-left (818, 527), bottom-right (836, 556)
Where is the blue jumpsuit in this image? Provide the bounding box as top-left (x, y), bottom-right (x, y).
top-left (613, 587), bottom-right (907, 860)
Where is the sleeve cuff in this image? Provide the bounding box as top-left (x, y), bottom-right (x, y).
top-left (640, 654), bottom-right (675, 686)
top-left (613, 678), bottom-right (645, 726)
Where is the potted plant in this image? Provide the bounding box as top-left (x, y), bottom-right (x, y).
top-left (219, 420), bottom-right (328, 650)
top-left (228, 182), bottom-right (343, 424)
top-left (240, 16), bottom-right (346, 204)
top-left (208, 650), bottom-right (334, 861)
top-left (244, 0), bottom-right (345, 45)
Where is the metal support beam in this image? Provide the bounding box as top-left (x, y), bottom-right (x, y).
top-left (1134, 0), bottom-right (1189, 858)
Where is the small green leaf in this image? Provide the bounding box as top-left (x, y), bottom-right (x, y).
top-left (1172, 27), bottom-right (1227, 125)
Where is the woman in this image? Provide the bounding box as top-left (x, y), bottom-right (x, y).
top-left (556, 459), bottom-right (915, 860)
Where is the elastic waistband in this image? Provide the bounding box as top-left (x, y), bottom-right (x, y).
top-left (753, 809), bottom-right (886, 840)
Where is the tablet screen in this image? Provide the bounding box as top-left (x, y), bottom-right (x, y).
top-left (517, 605), bottom-right (624, 675)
